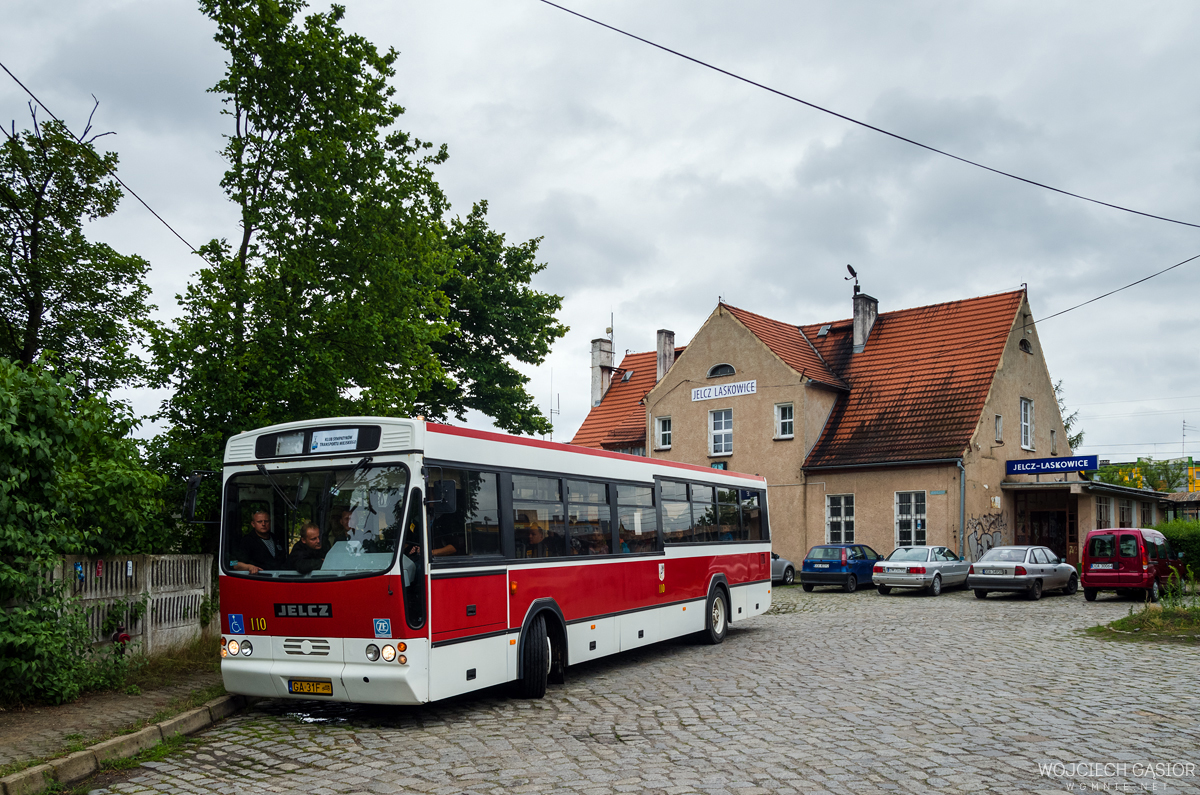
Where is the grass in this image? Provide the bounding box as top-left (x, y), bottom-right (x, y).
top-left (1086, 603), bottom-right (1200, 643)
top-left (125, 633), bottom-right (222, 691)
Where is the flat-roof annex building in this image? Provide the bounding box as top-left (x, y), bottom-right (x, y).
top-left (571, 288), bottom-right (1162, 565)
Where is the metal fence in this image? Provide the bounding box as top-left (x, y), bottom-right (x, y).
top-left (57, 554), bottom-right (214, 655)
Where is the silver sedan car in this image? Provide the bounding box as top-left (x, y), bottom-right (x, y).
top-left (872, 546), bottom-right (969, 596)
top-left (967, 545), bottom-right (1079, 600)
top-left (771, 552), bottom-right (795, 585)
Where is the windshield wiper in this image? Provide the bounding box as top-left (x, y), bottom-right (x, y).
top-left (257, 464), bottom-right (298, 512)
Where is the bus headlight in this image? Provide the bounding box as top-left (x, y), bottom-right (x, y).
top-left (365, 644), bottom-right (380, 661)
top-left (381, 644), bottom-right (396, 662)
top-left (241, 640), bottom-right (253, 656)
top-left (397, 655), bottom-right (407, 665)
top-left (227, 639), bottom-right (240, 656)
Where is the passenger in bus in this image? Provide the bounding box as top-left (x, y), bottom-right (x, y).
top-left (524, 520), bottom-right (563, 558)
top-left (328, 509), bottom-right (353, 545)
top-left (286, 523), bottom-right (327, 574)
top-left (231, 510), bottom-right (286, 573)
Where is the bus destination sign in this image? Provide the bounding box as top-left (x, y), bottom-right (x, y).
top-left (1006, 455), bottom-right (1098, 475)
top-left (311, 429), bottom-right (359, 452)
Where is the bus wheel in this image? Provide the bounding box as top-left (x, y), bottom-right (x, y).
top-left (517, 614), bottom-right (549, 699)
top-left (703, 588), bottom-right (728, 645)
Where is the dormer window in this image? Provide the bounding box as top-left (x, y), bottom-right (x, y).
top-left (621, 370), bottom-right (633, 382)
top-left (707, 363), bottom-right (735, 378)
top-left (1019, 339), bottom-right (1033, 354)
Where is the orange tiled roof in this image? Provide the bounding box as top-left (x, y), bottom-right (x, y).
top-left (722, 305), bottom-right (846, 389)
top-left (570, 348), bottom-right (684, 449)
top-left (799, 290), bottom-right (1025, 468)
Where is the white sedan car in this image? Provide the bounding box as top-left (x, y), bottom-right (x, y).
top-left (872, 546), bottom-right (969, 596)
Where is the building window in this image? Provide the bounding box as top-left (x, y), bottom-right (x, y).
top-left (1051, 429), bottom-right (1057, 455)
top-left (994, 415), bottom-right (1003, 443)
top-left (710, 462), bottom-right (727, 470)
top-left (1020, 398), bottom-right (1034, 450)
top-left (1019, 338), bottom-right (1033, 354)
top-left (775, 403), bottom-right (794, 439)
top-left (656, 416), bottom-right (672, 449)
top-left (1118, 499), bottom-right (1133, 528)
top-left (1095, 496), bottom-right (1111, 529)
top-left (707, 363), bottom-right (735, 378)
top-left (895, 491), bottom-right (926, 546)
top-left (1140, 501), bottom-right (1154, 528)
top-left (827, 495), bottom-right (854, 543)
top-left (709, 409), bottom-right (732, 455)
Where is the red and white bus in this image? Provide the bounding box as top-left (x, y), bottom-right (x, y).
top-left (212, 416), bottom-right (772, 704)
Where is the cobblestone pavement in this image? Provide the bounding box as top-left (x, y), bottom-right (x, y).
top-left (0, 670), bottom-right (222, 767)
top-left (93, 587), bottom-right (1200, 794)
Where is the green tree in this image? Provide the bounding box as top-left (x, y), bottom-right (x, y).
top-left (151, 0), bottom-right (565, 538)
top-left (1095, 457), bottom-right (1188, 492)
top-left (417, 201), bottom-right (567, 434)
top-left (0, 360), bottom-right (166, 703)
top-left (0, 110), bottom-right (155, 393)
top-left (1054, 380), bottom-right (1084, 451)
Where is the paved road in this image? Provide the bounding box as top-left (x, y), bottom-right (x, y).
top-left (94, 586), bottom-right (1200, 795)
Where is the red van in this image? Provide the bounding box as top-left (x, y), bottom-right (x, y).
top-left (1081, 528), bottom-right (1186, 602)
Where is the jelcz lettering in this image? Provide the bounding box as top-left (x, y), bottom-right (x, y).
top-left (274, 603), bottom-right (333, 618)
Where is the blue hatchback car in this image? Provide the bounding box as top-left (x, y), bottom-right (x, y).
top-left (800, 544), bottom-right (883, 593)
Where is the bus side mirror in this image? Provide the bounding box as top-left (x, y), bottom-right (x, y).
top-left (182, 471), bottom-right (219, 524)
top-left (425, 481), bottom-right (457, 515)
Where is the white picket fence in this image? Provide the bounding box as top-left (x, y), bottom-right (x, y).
top-left (57, 554), bottom-right (215, 655)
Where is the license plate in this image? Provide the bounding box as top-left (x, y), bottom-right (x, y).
top-left (982, 568), bottom-right (1006, 576)
top-left (887, 567), bottom-right (905, 574)
top-left (288, 679), bottom-right (333, 696)
top-left (1090, 563), bottom-right (1114, 570)
top-left (814, 563), bottom-right (829, 569)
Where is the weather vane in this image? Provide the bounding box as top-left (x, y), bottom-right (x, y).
top-left (844, 264), bottom-right (859, 295)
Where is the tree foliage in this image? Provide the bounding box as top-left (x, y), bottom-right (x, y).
top-left (0, 109), bottom-right (155, 393)
top-left (152, 0), bottom-right (566, 533)
top-left (1053, 380), bottom-right (1083, 451)
top-left (0, 360), bottom-right (165, 703)
top-left (1095, 457), bottom-right (1189, 492)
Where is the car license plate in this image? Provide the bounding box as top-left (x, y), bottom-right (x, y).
top-left (288, 679), bottom-right (333, 696)
top-left (1090, 563), bottom-right (1114, 570)
top-left (887, 567), bottom-right (905, 574)
top-left (982, 568), bottom-right (1006, 576)
top-left (814, 563), bottom-right (829, 569)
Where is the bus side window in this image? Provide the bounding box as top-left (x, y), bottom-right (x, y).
top-left (428, 469), bottom-right (501, 558)
top-left (617, 484), bottom-right (657, 553)
top-left (741, 490), bottom-right (763, 541)
top-left (402, 490), bottom-right (426, 629)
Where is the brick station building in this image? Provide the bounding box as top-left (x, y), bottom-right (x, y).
top-left (571, 288), bottom-right (1157, 565)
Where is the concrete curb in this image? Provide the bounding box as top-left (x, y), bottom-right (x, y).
top-left (0, 694), bottom-right (251, 795)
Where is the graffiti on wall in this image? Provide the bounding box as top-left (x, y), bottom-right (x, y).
top-left (966, 512), bottom-right (1009, 561)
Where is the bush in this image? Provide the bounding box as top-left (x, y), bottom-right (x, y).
top-left (0, 360), bottom-right (165, 703)
top-left (1156, 518), bottom-right (1200, 566)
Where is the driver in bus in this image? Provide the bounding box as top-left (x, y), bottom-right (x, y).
top-left (287, 523), bottom-right (327, 574)
top-left (230, 510), bottom-right (286, 573)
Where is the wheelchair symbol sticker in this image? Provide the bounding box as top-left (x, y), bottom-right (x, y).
top-left (228, 614), bottom-right (245, 634)
top-left (373, 618), bottom-right (391, 638)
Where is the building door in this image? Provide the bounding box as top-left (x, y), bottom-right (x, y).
top-left (1028, 510), bottom-right (1067, 561)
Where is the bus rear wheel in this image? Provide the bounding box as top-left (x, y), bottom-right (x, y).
top-left (517, 614), bottom-right (549, 699)
top-left (703, 588), bottom-right (728, 645)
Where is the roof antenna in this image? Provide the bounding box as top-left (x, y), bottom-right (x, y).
top-left (845, 264), bottom-right (859, 295)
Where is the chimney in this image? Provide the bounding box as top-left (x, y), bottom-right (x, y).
top-left (852, 293), bottom-right (878, 353)
top-left (656, 329), bottom-right (675, 381)
top-left (590, 337), bottom-right (614, 406)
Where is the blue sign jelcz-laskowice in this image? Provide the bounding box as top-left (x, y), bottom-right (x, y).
top-left (1006, 455), bottom-right (1098, 476)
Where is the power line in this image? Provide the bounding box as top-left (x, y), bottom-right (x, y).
top-left (0, 59), bottom-right (208, 262)
top-left (1079, 407), bottom-right (1198, 421)
top-left (537, 1), bottom-right (1200, 231)
top-left (1074, 393), bottom-right (1200, 407)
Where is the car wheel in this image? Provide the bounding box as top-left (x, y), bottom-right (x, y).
top-left (783, 567), bottom-right (794, 586)
top-left (801, 583), bottom-right (815, 592)
top-left (877, 584), bottom-right (891, 595)
top-left (1083, 588), bottom-right (1097, 602)
top-left (516, 614), bottom-right (549, 699)
top-left (1063, 574), bottom-right (1079, 596)
top-left (1148, 580), bottom-right (1160, 603)
top-left (927, 575), bottom-right (942, 597)
top-left (974, 589), bottom-right (988, 599)
top-left (703, 587), bottom-right (728, 644)
top-left (844, 574), bottom-right (858, 593)
top-left (1026, 580), bottom-right (1042, 601)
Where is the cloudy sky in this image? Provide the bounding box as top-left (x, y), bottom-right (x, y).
top-left (4, 0), bottom-right (1199, 464)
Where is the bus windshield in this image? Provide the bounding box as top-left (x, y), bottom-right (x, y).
top-left (222, 463), bottom-right (410, 579)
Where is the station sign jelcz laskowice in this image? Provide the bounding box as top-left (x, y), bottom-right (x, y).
top-left (1005, 455), bottom-right (1098, 476)
top-left (691, 380), bottom-right (757, 402)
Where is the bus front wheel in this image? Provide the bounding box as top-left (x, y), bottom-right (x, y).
top-left (517, 614), bottom-right (549, 699)
top-left (703, 588), bottom-right (728, 645)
